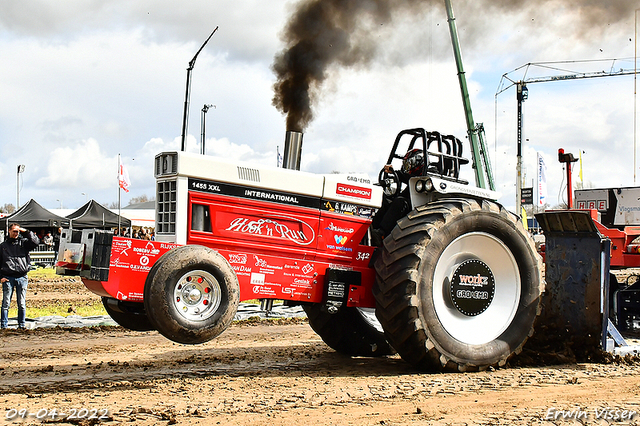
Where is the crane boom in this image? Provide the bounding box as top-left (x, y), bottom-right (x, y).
top-left (496, 60), bottom-right (636, 96)
top-left (444, 0), bottom-right (494, 190)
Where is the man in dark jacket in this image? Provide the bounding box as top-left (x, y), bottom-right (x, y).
top-left (1, 223), bottom-right (39, 329)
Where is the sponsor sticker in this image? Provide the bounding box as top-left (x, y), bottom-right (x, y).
top-left (336, 183), bottom-right (372, 200)
top-left (450, 259), bottom-right (495, 316)
top-left (226, 216), bottom-right (315, 246)
top-left (228, 253), bottom-right (248, 264)
top-left (250, 273), bottom-right (266, 285)
top-left (325, 222), bottom-right (355, 234)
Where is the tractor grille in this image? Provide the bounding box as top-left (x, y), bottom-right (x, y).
top-left (156, 179), bottom-right (177, 234)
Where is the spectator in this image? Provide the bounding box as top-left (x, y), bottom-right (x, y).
top-left (43, 232), bottom-right (54, 250)
top-left (1, 224), bottom-right (39, 329)
top-left (53, 227), bottom-right (62, 259)
top-left (36, 229), bottom-right (45, 245)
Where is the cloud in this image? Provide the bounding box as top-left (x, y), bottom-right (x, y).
top-left (0, 0), bottom-right (637, 212)
top-left (36, 138), bottom-right (116, 189)
top-left (0, 0), bottom-right (288, 63)
top-left (204, 137), bottom-right (276, 165)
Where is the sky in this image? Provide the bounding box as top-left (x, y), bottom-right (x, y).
top-left (0, 0), bottom-right (638, 213)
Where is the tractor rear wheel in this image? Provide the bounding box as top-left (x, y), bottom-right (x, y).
top-left (144, 245), bottom-right (240, 344)
top-left (374, 198), bottom-right (543, 371)
top-left (102, 297), bottom-right (155, 331)
top-left (303, 305), bottom-right (395, 356)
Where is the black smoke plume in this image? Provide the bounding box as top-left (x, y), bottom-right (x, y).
top-left (272, 0), bottom-right (636, 133)
top-left (271, 0), bottom-right (425, 132)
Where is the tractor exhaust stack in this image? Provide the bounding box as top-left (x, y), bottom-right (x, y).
top-left (282, 130), bottom-right (303, 170)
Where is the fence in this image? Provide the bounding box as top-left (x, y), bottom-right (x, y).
top-left (31, 244), bottom-right (56, 267)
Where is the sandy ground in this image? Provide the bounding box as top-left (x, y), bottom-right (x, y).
top-left (2, 276), bottom-right (640, 425)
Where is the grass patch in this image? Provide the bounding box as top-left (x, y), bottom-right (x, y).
top-left (241, 299), bottom-right (284, 305)
top-left (28, 268), bottom-right (58, 280)
top-left (7, 300), bottom-right (107, 319)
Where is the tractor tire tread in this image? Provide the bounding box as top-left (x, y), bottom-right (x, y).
top-left (374, 197), bottom-right (543, 372)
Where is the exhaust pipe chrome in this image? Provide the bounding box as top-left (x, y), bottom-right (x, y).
top-left (282, 131), bottom-right (303, 170)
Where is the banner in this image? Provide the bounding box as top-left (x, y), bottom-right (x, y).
top-left (537, 152), bottom-right (547, 206)
top-left (119, 163), bottom-right (131, 193)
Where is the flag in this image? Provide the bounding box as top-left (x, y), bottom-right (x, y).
top-left (537, 152), bottom-right (547, 206)
top-left (579, 150), bottom-right (583, 183)
top-left (522, 207), bottom-right (528, 231)
top-left (119, 163), bottom-right (131, 193)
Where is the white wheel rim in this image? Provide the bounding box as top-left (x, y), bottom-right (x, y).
top-left (431, 232), bottom-right (520, 345)
top-left (357, 307), bottom-right (384, 334)
top-left (173, 270), bottom-right (222, 321)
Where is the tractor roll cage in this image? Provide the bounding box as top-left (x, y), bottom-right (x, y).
top-left (385, 129), bottom-right (470, 183)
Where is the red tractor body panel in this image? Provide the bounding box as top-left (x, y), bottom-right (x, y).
top-left (67, 151), bottom-right (381, 309)
top-left (187, 189), bottom-right (377, 306)
top-left (82, 237), bottom-right (180, 302)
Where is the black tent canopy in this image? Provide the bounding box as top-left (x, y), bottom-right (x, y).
top-left (66, 200), bottom-right (131, 229)
top-left (0, 199), bottom-right (69, 230)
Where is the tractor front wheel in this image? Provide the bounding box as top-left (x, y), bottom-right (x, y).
top-left (374, 198), bottom-right (543, 371)
top-left (144, 245), bottom-right (240, 344)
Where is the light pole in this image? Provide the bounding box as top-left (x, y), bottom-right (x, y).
top-left (56, 199), bottom-right (63, 209)
top-left (180, 27), bottom-right (218, 152)
top-left (515, 82), bottom-right (528, 216)
top-left (200, 104), bottom-right (215, 155)
top-left (81, 192), bottom-right (88, 203)
top-left (635, 8), bottom-right (639, 183)
top-left (16, 165), bottom-right (25, 209)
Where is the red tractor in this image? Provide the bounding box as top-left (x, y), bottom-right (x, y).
top-left (57, 128), bottom-right (544, 372)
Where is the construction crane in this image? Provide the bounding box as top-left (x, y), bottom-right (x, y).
top-left (445, 0), bottom-right (495, 191)
top-left (495, 59), bottom-right (637, 214)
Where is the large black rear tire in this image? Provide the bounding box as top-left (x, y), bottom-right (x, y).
top-left (144, 245), bottom-right (240, 344)
top-left (102, 297), bottom-right (155, 331)
top-left (374, 198), bottom-right (543, 371)
top-left (303, 305), bottom-right (395, 357)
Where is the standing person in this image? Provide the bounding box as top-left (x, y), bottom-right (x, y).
top-left (43, 231), bottom-right (54, 250)
top-left (53, 227), bottom-right (62, 259)
top-left (0, 224), bottom-right (39, 329)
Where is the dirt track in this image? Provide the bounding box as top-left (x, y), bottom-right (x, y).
top-left (2, 277), bottom-right (640, 425)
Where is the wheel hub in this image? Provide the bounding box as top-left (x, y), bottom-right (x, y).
top-left (173, 270), bottom-right (222, 321)
top-left (449, 259), bottom-right (495, 316)
top-left (185, 286), bottom-right (202, 303)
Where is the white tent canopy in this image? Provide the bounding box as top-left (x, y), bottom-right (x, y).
top-left (116, 209), bottom-right (155, 228)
